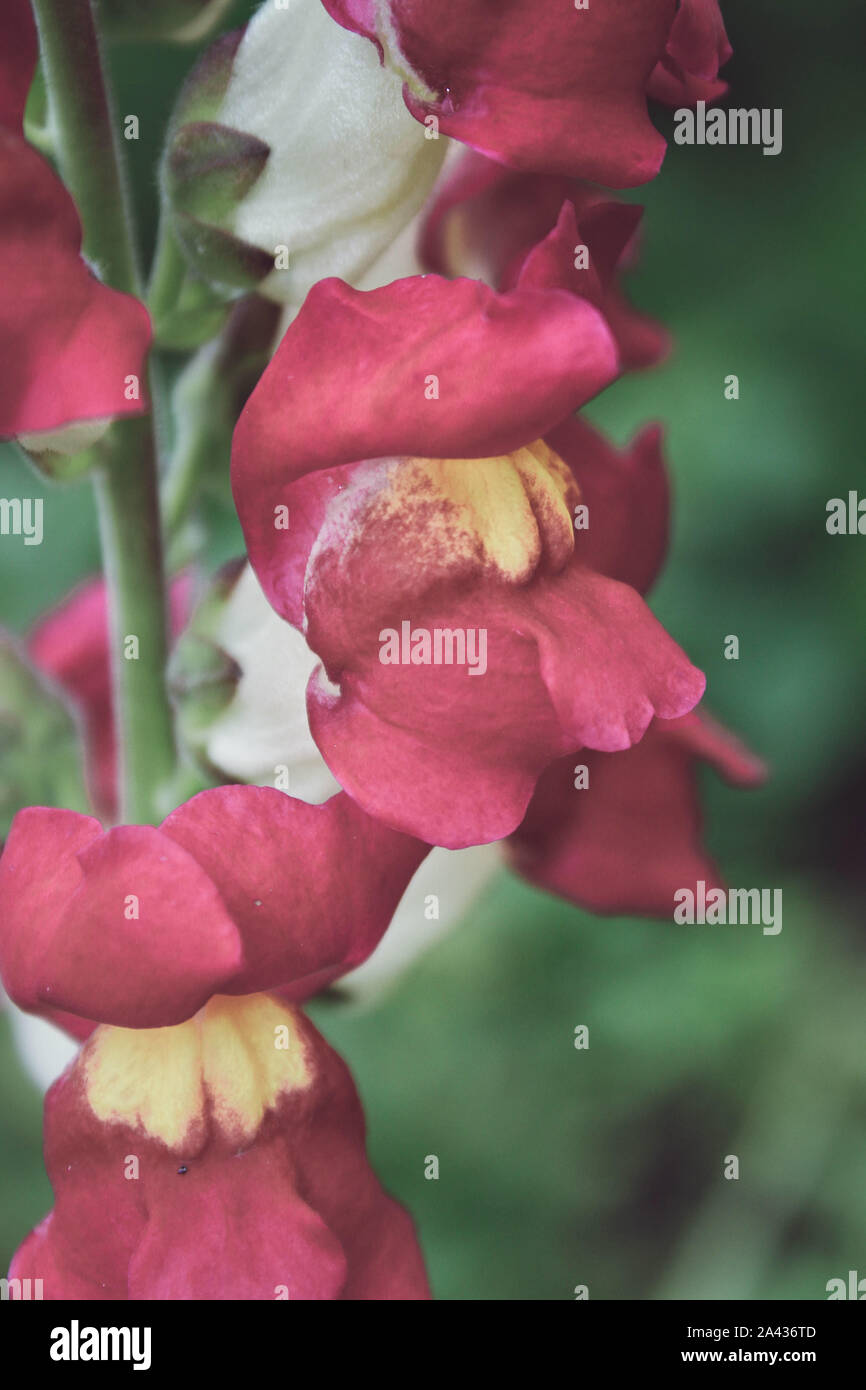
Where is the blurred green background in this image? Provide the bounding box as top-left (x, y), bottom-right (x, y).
top-left (1, 0), bottom-right (864, 1299)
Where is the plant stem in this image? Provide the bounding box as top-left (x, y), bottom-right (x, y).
top-left (32, 0), bottom-right (175, 822)
top-left (31, 0), bottom-right (140, 295)
top-left (93, 421), bottom-right (176, 824)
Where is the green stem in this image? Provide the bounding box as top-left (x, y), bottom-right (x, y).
top-left (93, 422), bottom-right (176, 824)
top-left (31, 0), bottom-right (140, 295)
top-left (32, 0), bottom-right (175, 822)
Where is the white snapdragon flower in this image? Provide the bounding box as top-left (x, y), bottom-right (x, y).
top-left (167, 0), bottom-right (448, 308)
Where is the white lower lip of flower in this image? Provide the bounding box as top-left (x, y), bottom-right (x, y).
top-left (219, 0), bottom-right (448, 306)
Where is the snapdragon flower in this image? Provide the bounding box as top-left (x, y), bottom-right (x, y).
top-left (232, 265), bottom-right (704, 847)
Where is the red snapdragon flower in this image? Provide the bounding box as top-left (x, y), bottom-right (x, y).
top-left (321, 0), bottom-right (731, 185)
top-left (232, 268), bottom-right (705, 850)
top-left (9, 993), bottom-right (429, 1299)
top-left (1, 773), bottom-right (430, 1298)
top-left (0, 2), bottom-right (151, 443)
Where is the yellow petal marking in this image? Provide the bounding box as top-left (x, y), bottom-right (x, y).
top-left (378, 439), bottom-right (578, 584)
top-left (83, 994), bottom-right (312, 1151)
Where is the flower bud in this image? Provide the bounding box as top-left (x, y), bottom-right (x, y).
top-left (163, 0), bottom-right (447, 305)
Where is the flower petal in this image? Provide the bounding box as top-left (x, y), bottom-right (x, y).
top-left (206, 0), bottom-right (447, 306)
top-left (509, 711), bottom-right (765, 917)
top-left (128, 1145), bottom-right (349, 1300)
top-left (648, 0), bottom-right (732, 104)
top-left (161, 784), bottom-right (429, 999)
top-left (0, 808), bottom-right (244, 1028)
top-left (0, 134), bottom-right (152, 438)
top-left (420, 151), bottom-right (669, 373)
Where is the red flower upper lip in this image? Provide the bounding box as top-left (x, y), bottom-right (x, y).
top-left (321, 0), bottom-right (731, 185)
top-left (0, 786), bottom-right (428, 1028)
